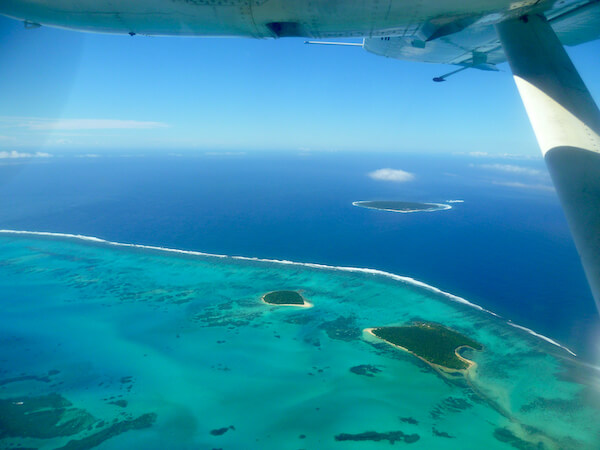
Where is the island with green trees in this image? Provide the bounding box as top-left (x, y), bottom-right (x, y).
top-left (353, 201), bottom-right (451, 213)
top-left (365, 322), bottom-right (482, 372)
top-left (261, 290), bottom-right (312, 308)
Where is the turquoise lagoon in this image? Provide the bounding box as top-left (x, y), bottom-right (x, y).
top-left (0, 232), bottom-right (599, 449)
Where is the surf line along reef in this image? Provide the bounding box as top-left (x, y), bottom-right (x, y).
top-left (352, 201), bottom-right (453, 213)
top-left (364, 322), bottom-right (483, 374)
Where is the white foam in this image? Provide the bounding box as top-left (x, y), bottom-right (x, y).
top-left (352, 201), bottom-right (452, 213)
top-left (0, 229), bottom-right (576, 357)
top-left (507, 322), bottom-right (576, 357)
top-left (0, 229), bottom-right (228, 259)
top-left (445, 200), bottom-right (465, 204)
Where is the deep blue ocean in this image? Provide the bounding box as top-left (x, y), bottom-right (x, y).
top-left (1, 151), bottom-right (598, 360)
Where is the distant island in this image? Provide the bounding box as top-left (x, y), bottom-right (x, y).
top-left (365, 323), bottom-right (482, 373)
top-left (353, 201), bottom-right (452, 213)
top-left (262, 290), bottom-right (312, 308)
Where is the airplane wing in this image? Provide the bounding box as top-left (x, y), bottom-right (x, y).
top-left (0, 0), bottom-right (598, 42)
top-left (364, 1), bottom-right (600, 71)
top-left (2, 0), bottom-right (600, 312)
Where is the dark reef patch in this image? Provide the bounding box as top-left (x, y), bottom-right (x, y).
top-left (430, 396), bottom-right (473, 419)
top-left (399, 417), bottom-right (418, 425)
top-left (0, 370), bottom-right (60, 386)
top-left (210, 425), bottom-right (235, 436)
top-left (320, 315), bottom-right (361, 341)
top-left (349, 364), bottom-right (381, 377)
top-left (108, 400), bottom-right (128, 408)
top-left (0, 393), bottom-right (95, 439)
top-left (335, 430), bottom-right (420, 444)
top-left (283, 314), bottom-right (314, 325)
top-left (520, 397), bottom-right (575, 414)
top-left (432, 427), bottom-right (454, 438)
top-left (193, 302), bottom-right (262, 328)
top-left (56, 413), bottom-right (157, 450)
top-left (493, 428), bottom-right (540, 450)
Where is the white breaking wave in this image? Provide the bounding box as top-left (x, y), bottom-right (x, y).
top-left (0, 229), bottom-right (228, 259)
top-left (445, 200), bottom-right (465, 204)
top-left (352, 201), bottom-right (452, 213)
top-left (507, 322), bottom-right (576, 357)
top-left (0, 229), bottom-right (576, 357)
top-left (234, 255), bottom-right (493, 314)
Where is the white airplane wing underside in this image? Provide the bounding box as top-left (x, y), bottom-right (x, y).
top-left (364, 1), bottom-right (600, 69)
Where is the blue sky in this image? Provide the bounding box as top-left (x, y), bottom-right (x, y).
top-left (0, 15), bottom-right (599, 155)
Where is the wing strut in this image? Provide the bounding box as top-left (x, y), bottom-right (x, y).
top-left (496, 15), bottom-right (600, 311)
top-left (433, 66), bottom-right (469, 82)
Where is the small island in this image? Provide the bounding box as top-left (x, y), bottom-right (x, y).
top-left (365, 323), bottom-right (482, 373)
top-left (353, 201), bottom-right (451, 213)
top-left (261, 290), bottom-right (312, 308)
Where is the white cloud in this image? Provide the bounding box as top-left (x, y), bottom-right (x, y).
top-left (493, 181), bottom-right (554, 192)
top-left (0, 117), bottom-right (168, 131)
top-left (51, 138), bottom-right (72, 146)
top-left (204, 151), bottom-right (247, 156)
top-left (476, 164), bottom-right (543, 176)
top-left (0, 151), bottom-right (52, 159)
top-left (368, 168), bottom-right (415, 183)
top-left (456, 151), bottom-right (539, 160)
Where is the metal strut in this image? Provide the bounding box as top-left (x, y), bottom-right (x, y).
top-left (496, 15), bottom-right (600, 311)
top-left (432, 66), bottom-right (469, 82)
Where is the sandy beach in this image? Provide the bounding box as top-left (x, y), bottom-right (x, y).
top-left (363, 327), bottom-right (477, 375)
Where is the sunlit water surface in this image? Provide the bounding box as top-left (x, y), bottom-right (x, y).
top-left (1, 233), bottom-right (599, 449)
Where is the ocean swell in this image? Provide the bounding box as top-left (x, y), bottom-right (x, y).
top-left (0, 229), bottom-right (576, 357)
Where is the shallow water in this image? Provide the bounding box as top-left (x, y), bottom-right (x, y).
top-left (0, 232), bottom-right (599, 449)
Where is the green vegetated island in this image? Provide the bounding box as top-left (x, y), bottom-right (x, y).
top-left (353, 201), bottom-right (451, 213)
top-left (261, 290), bottom-right (312, 308)
top-left (365, 323), bottom-right (482, 372)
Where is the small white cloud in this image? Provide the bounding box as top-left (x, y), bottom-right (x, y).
top-left (368, 168), bottom-right (415, 183)
top-left (51, 138), bottom-right (72, 146)
top-left (476, 164), bottom-right (543, 176)
top-left (204, 151), bottom-right (247, 156)
top-left (456, 151), bottom-right (539, 160)
top-left (493, 181), bottom-right (554, 192)
top-left (0, 150), bottom-right (52, 159)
